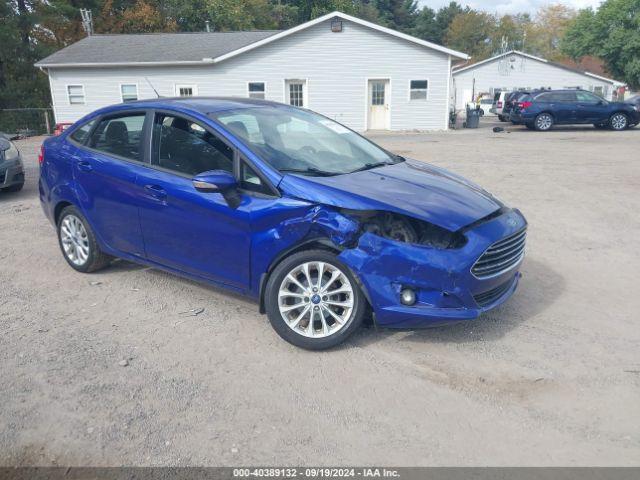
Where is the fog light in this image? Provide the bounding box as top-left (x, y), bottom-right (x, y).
top-left (400, 288), bottom-right (416, 306)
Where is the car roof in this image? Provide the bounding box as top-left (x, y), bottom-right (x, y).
top-left (93, 96), bottom-right (286, 116)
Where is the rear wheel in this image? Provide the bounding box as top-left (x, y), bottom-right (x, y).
top-left (534, 113), bottom-right (554, 131)
top-left (609, 112), bottom-right (628, 131)
top-left (57, 205), bottom-right (111, 273)
top-left (498, 115), bottom-right (507, 122)
top-left (264, 250), bottom-right (366, 350)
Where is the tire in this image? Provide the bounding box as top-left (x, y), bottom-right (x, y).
top-left (534, 113), bottom-right (554, 131)
top-left (525, 123), bottom-right (535, 130)
top-left (609, 112), bottom-right (628, 131)
top-left (1, 182), bottom-right (24, 192)
top-left (498, 115), bottom-right (507, 122)
top-left (57, 205), bottom-right (111, 273)
top-left (264, 249), bottom-right (367, 350)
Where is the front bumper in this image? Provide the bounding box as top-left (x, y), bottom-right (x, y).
top-left (339, 208), bottom-right (527, 328)
top-left (0, 158), bottom-right (25, 189)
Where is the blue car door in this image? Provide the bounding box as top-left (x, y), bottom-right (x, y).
top-left (135, 111), bottom-right (252, 289)
top-left (575, 91), bottom-right (610, 123)
top-left (550, 91), bottom-right (577, 123)
top-left (72, 112), bottom-right (149, 257)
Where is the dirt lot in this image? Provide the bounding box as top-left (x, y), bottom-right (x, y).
top-left (1, 120), bottom-right (639, 466)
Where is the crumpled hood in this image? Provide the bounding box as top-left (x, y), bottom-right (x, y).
top-left (278, 160), bottom-right (503, 232)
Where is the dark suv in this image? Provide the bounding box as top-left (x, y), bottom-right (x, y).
top-left (502, 91), bottom-right (530, 122)
top-left (510, 89), bottom-right (640, 131)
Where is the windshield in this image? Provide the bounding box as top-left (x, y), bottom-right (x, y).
top-left (210, 106), bottom-right (398, 176)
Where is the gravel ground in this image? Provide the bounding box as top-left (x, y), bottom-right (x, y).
top-left (1, 120), bottom-right (639, 466)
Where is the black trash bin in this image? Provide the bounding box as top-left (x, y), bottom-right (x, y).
top-left (464, 107), bottom-right (480, 128)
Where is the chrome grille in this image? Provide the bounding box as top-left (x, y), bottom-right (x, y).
top-left (471, 228), bottom-right (526, 279)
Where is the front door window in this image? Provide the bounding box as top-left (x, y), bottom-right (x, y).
top-left (152, 114), bottom-right (233, 176)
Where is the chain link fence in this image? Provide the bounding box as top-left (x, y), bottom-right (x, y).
top-left (0, 108), bottom-right (53, 137)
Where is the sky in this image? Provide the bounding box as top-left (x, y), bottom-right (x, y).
top-left (417, 0), bottom-right (603, 15)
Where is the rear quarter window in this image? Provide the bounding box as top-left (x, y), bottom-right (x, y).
top-left (69, 120), bottom-right (96, 144)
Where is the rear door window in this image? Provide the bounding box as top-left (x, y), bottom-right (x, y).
top-left (89, 114), bottom-right (146, 162)
top-left (555, 91), bottom-right (577, 102)
top-left (576, 91), bottom-right (602, 104)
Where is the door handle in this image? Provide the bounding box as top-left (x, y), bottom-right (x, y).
top-left (144, 184), bottom-right (167, 200)
top-left (76, 160), bottom-right (93, 172)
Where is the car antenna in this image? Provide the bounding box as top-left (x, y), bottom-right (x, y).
top-left (145, 77), bottom-right (162, 98)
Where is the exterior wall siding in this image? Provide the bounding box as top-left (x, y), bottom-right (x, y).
top-left (452, 54), bottom-right (616, 108)
top-left (47, 19), bottom-right (451, 130)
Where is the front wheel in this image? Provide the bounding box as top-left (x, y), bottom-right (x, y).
top-left (57, 205), bottom-right (112, 273)
top-left (609, 113), bottom-right (628, 131)
top-left (534, 113), bottom-right (554, 131)
top-left (264, 250), bottom-right (367, 350)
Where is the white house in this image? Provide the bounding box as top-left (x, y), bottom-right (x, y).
top-left (452, 50), bottom-right (625, 109)
top-left (35, 11), bottom-right (468, 131)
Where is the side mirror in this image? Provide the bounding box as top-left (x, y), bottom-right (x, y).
top-left (192, 170), bottom-right (237, 193)
top-left (0, 138), bottom-right (11, 151)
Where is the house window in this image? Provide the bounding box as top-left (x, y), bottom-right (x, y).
top-left (286, 80), bottom-right (306, 107)
top-left (248, 82), bottom-right (265, 99)
top-left (176, 85), bottom-right (197, 97)
top-left (67, 85), bottom-right (85, 105)
top-left (121, 84), bottom-right (138, 103)
top-left (409, 80), bottom-right (428, 100)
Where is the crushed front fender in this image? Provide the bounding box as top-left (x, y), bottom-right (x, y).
top-left (338, 209), bottom-right (526, 328)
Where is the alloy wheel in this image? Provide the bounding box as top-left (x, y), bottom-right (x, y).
top-left (536, 114), bottom-right (552, 131)
top-left (610, 113), bottom-right (627, 130)
top-left (278, 261), bottom-right (354, 338)
top-left (60, 214), bottom-right (90, 266)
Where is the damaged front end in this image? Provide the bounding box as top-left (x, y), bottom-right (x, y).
top-left (254, 201), bottom-right (527, 329)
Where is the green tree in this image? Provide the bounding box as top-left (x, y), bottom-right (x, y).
top-left (374, 0), bottom-right (418, 31)
top-left (0, 0), bottom-right (54, 109)
top-left (445, 10), bottom-right (495, 60)
top-left (412, 6), bottom-right (439, 42)
top-left (561, 0), bottom-right (640, 88)
top-left (526, 4), bottom-right (575, 60)
top-left (435, 1), bottom-right (466, 42)
top-left (99, 0), bottom-right (177, 33)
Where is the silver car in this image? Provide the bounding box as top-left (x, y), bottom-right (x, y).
top-left (0, 135), bottom-right (25, 193)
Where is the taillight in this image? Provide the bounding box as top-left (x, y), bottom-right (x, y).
top-left (518, 101), bottom-right (532, 109)
top-left (497, 101), bottom-right (503, 108)
top-left (38, 145), bottom-right (44, 165)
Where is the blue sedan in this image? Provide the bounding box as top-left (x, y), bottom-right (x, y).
top-left (39, 98), bottom-right (526, 349)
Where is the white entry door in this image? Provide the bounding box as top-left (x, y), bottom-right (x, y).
top-left (368, 79), bottom-right (390, 130)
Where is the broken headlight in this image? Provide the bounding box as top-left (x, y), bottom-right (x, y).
top-left (345, 210), bottom-right (466, 249)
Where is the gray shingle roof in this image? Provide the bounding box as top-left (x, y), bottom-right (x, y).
top-left (35, 31), bottom-right (281, 67)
